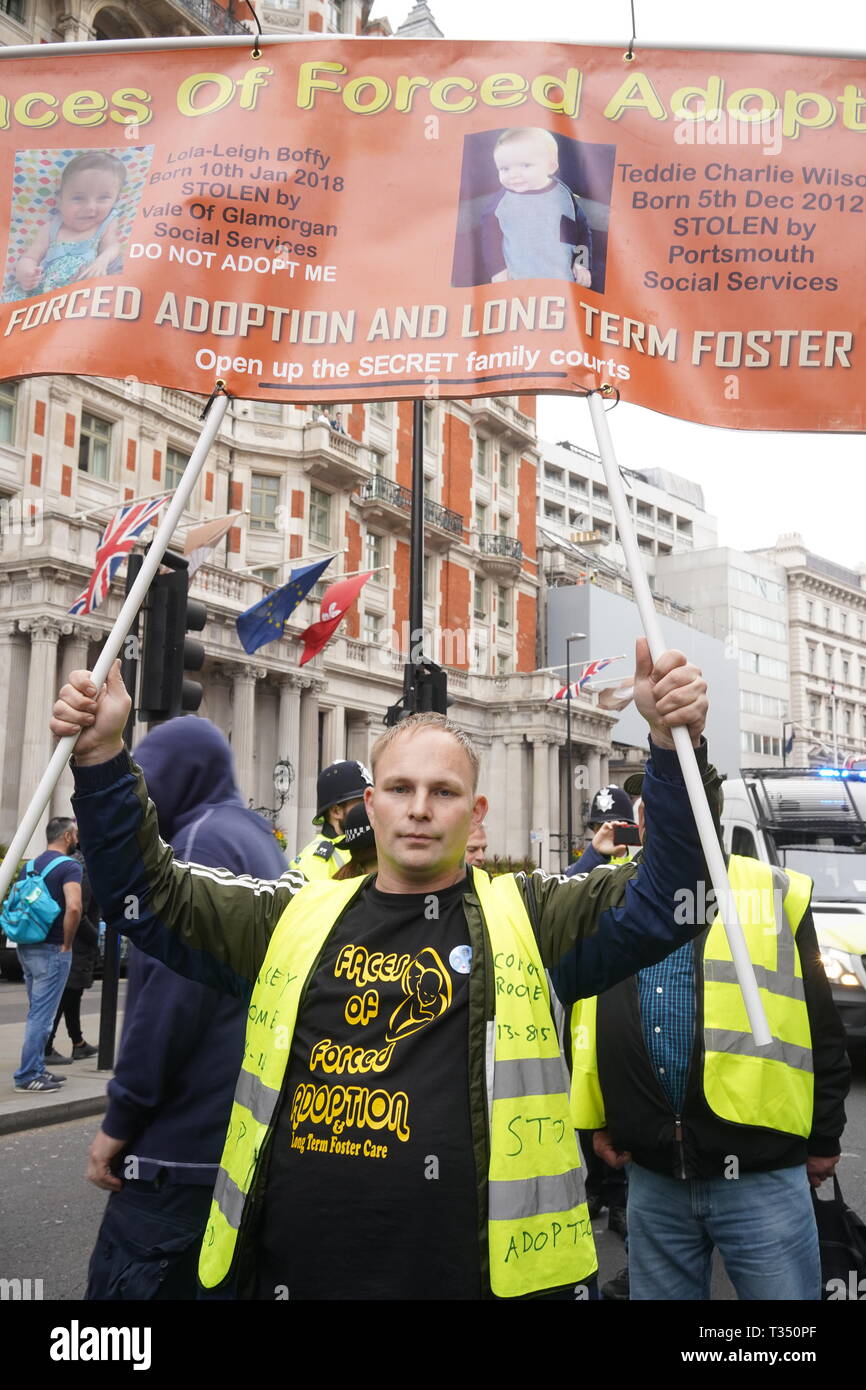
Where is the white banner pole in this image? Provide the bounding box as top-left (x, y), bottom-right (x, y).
top-left (586, 389), bottom-right (772, 1046)
top-left (0, 37), bottom-right (859, 60)
top-left (0, 387), bottom-right (230, 905)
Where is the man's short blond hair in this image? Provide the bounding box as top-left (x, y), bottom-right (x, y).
top-left (370, 713), bottom-right (480, 792)
top-left (494, 126), bottom-right (559, 163)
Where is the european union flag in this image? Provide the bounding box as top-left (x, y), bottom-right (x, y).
top-left (236, 556), bottom-right (334, 655)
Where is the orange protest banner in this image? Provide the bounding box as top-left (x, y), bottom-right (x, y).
top-left (0, 38), bottom-right (862, 430)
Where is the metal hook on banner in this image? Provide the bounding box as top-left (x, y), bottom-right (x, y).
top-left (624, 0), bottom-right (637, 62)
top-left (200, 377), bottom-right (228, 420)
top-left (243, 0), bottom-right (263, 60)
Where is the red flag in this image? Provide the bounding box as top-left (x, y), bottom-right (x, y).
top-left (297, 571), bottom-right (372, 666)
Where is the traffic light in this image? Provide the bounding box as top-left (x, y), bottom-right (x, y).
top-left (383, 660), bottom-right (449, 725)
top-left (417, 659), bottom-right (448, 714)
top-left (138, 552), bottom-right (207, 722)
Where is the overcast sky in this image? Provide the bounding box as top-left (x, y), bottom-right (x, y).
top-left (370, 1), bottom-right (865, 568)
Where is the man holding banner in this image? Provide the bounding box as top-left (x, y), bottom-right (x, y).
top-left (51, 638), bottom-right (726, 1300)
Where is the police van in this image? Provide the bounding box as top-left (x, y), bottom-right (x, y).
top-left (721, 767), bottom-right (866, 1049)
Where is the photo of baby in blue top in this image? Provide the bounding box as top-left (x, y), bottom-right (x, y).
top-left (2, 145), bottom-right (153, 304)
top-left (490, 127), bottom-right (592, 285)
top-left (451, 128), bottom-right (615, 292)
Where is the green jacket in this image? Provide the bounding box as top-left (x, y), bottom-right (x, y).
top-left (72, 738), bottom-right (722, 1294)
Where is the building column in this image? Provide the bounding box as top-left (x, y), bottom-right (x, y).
top-left (530, 734), bottom-right (550, 870)
top-left (485, 735), bottom-right (507, 859)
top-left (329, 704), bottom-right (346, 765)
top-left (599, 753), bottom-right (610, 787)
top-left (231, 667), bottom-right (263, 806)
top-left (0, 619), bottom-right (18, 833)
top-left (18, 618), bottom-right (71, 849)
top-left (504, 736), bottom-right (524, 861)
top-left (297, 679), bottom-right (321, 837)
top-left (53, 624), bottom-right (93, 819)
top-left (585, 749), bottom-right (602, 796)
top-left (276, 676), bottom-right (301, 851)
top-left (346, 713), bottom-right (375, 768)
top-left (56, 12), bottom-right (95, 42)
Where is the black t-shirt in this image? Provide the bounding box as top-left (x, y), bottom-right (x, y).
top-left (255, 876), bottom-right (482, 1300)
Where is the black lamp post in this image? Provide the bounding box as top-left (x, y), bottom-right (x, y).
top-left (565, 631), bottom-right (587, 864)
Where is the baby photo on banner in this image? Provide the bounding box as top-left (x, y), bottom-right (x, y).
top-left (451, 128), bottom-right (616, 292)
top-left (2, 144), bottom-right (154, 303)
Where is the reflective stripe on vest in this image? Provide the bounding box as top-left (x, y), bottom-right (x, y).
top-left (473, 869), bottom-right (597, 1297)
top-left (567, 856), bottom-right (814, 1139)
top-left (703, 858), bottom-right (813, 1137)
top-left (568, 994), bottom-right (605, 1129)
top-left (201, 867), bottom-right (596, 1295)
top-left (199, 876), bottom-right (365, 1286)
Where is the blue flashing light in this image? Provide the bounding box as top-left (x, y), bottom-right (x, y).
top-left (815, 767), bottom-right (866, 781)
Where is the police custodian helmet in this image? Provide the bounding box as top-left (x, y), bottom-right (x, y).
top-left (313, 759), bottom-right (374, 825)
top-left (587, 784), bottom-right (636, 827)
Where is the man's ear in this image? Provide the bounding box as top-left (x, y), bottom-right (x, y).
top-left (471, 794), bottom-right (488, 829)
top-left (364, 784), bottom-right (375, 828)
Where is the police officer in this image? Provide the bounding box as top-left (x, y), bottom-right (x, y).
top-left (290, 759), bottom-right (373, 881)
top-left (581, 785), bottom-right (638, 867)
top-left (565, 780), bottom-right (640, 1242)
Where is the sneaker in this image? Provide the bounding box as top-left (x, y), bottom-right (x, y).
top-left (601, 1265), bottom-right (630, 1301)
top-left (42, 1071), bottom-right (67, 1084)
top-left (44, 1048), bottom-right (71, 1066)
top-left (71, 1041), bottom-right (98, 1060)
top-left (607, 1204), bottom-right (628, 1240)
top-left (15, 1076), bottom-right (63, 1092)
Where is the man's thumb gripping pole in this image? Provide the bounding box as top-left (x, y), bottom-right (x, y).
top-left (0, 386), bottom-right (230, 905)
top-left (585, 389), bottom-right (772, 1046)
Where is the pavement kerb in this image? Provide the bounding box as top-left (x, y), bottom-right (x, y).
top-left (0, 1090), bottom-right (108, 1136)
top-left (0, 1008), bottom-right (119, 1136)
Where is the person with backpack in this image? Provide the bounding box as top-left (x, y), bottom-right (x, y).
top-left (7, 816), bottom-right (82, 1093)
top-left (44, 849), bottom-right (100, 1066)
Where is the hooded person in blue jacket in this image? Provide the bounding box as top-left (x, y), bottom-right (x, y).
top-left (85, 716), bottom-right (287, 1301)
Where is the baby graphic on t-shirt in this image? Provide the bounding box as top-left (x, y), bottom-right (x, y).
top-left (487, 127), bottom-right (592, 286)
top-left (13, 151), bottom-right (125, 297)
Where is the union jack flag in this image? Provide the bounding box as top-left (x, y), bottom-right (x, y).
top-left (550, 655), bottom-right (623, 700)
top-left (68, 496), bottom-right (166, 616)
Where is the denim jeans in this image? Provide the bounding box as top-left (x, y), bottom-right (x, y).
top-left (627, 1161), bottom-right (821, 1300)
top-left (14, 943), bottom-right (72, 1085)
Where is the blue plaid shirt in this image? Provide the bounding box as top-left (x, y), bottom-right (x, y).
top-left (637, 941), bottom-right (696, 1114)
top-left (565, 825), bottom-right (699, 1114)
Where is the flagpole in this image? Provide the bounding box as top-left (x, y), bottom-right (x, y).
top-left (74, 488), bottom-right (166, 522)
top-left (239, 547), bottom-right (347, 578)
top-left (0, 387), bottom-right (230, 902)
top-left (336, 565), bottom-right (389, 582)
top-left (586, 390), bottom-right (771, 1047)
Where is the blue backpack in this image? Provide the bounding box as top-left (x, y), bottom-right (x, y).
top-left (0, 856), bottom-right (75, 944)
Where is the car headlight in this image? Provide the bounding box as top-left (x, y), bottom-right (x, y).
top-left (820, 949), bottom-right (861, 988)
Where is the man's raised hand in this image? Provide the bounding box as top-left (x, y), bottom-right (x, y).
top-left (50, 660), bottom-right (130, 765)
top-left (633, 637), bottom-right (708, 750)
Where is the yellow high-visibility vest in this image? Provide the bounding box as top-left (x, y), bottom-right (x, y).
top-left (290, 833), bottom-right (346, 881)
top-left (199, 869), bottom-right (597, 1297)
top-left (569, 857), bottom-right (814, 1137)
